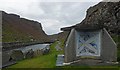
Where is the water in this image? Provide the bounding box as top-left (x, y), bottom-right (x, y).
top-left (1, 44), bottom-right (50, 68)
top-left (14, 44), bottom-right (50, 53)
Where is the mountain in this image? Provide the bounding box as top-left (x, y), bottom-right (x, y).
top-left (1, 11), bottom-right (51, 43)
top-left (49, 31), bottom-right (69, 42)
top-left (61, 1), bottom-right (120, 35)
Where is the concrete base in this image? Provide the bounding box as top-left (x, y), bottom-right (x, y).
top-left (56, 55), bottom-right (119, 66)
top-left (70, 59), bottom-right (119, 66)
top-left (56, 55), bottom-right (64, 66)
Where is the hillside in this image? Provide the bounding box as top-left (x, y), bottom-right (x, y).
top-left (49, 31), bottom-right (69, 42)
top-left (61, 2), bottom-right (120, 34)
top-left (2, 11), bottom-right (50, 43)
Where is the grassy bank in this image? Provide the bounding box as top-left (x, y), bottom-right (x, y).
top-left (7, 42), bottom-right (61, 68)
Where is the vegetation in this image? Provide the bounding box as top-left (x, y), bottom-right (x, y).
top-left (1, 34), bottom-right (119, 69)
top-left (7, 41), bottom-right (63, 68)
top-left (2, 23), bottom-right (31, 42)
top-left (4, 37), bottom-right (119, 69)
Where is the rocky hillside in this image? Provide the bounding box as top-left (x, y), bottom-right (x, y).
top-left (61, 2), bottom-right (120, 35)
top-left (49, 31), bottom-right (69, 42)
top-left (2, 11), bottom-right (51, 43)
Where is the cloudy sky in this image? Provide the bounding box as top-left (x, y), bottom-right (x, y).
top-left (0, 0), bottom-right (103, 35)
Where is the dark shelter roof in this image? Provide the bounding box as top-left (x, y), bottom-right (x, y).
top-left (61, 24), bottom-right (104, 31)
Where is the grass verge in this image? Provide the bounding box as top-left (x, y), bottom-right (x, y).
top-left (7, 42), bottom-right (61, 68)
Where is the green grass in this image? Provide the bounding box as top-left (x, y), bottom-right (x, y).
top-left (4, 35), bottom-right (120, 69)
top-left (8, 42), bottom-right (60, 68)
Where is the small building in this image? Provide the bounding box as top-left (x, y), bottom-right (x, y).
top-left (61, 24), bottom-right (118, 65)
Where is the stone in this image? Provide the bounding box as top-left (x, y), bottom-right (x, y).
top-left (10, 50), bottom-right (24, 61)
top-left (56, 55), bottom-right (64, 66)
top-left (43, 49), bottom-right (50, 55)
top-left (42, 45), bottom-right (50, 55)
top-left (25, 49), bottom-right (34, 58)
top-left (33, 49), bottom-right (43, 57)
top-left (64, 28), bottom-right (117, 65)
top-left (33, 45), bottom-right (50, 56)
top-left (2, 52), bottom-right (10, 65)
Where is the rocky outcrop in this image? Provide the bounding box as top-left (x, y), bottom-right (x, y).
top-left (61, 2), bottom-right (120, 35)
top-left (2, 52), bottom-right (11, 65)
top-left (25, 49), bottom-right (34, 59)
top-left (10, 50), bottom-right (24, 61)
top-left (33, 49), bottom-right (43, 56)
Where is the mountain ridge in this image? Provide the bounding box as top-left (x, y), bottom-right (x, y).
top-left (2, 11), bottom-right (51, 43)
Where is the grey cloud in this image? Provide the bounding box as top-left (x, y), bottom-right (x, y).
top-left (9, 2), bottom-right (98, 35)
top-left (0, 0), bottom-right (99, 34)
top-left (22, 2), bottom-right (99, 34)
top-left (39, 2), bottom-right (97, 24)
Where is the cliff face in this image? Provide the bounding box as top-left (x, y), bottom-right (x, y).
top-left (61, 2), bottom-right (120, 34)
top-left (2, 11), bottom-right (50, 43)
